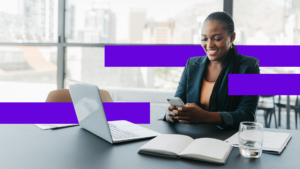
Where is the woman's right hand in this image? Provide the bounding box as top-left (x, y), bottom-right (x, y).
top-left (166, 106), bottom-right (179, 123)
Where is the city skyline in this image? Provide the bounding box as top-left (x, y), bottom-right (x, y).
top-left (1, 0), bottom-right (298, 45)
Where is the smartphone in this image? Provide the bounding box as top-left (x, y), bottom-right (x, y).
top-left (166, 97), bottom-right (185, 106)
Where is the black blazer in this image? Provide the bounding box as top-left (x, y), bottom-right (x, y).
top-left (165, 54), bottom-right (260, 129)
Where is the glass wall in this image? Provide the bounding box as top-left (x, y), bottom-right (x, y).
top-left (1, 0), bottom-right (299, 102)
top-left (63, 0), bottom-right (223, 99)
top-left (65, 0), bottom-right (223, 44)
top-left (233, 0), bottom-right (299, 45)
top-left (233, 0), bottom-right (300, 74)
top-left (0, 46), bottom-right (57, 102)
top-left (65, 47), bottom-right (183, 91)
top-left (0, 0), bottom-right (58, 43)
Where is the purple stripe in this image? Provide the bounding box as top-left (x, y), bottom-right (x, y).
top-left (105, 45), bottom-right (204, 67)
top-left (104, 102), bottom-right (150, 124)
top-left (104, 45), bottom-right (300, 67)
top-left (228, 74), bottom-right (300, 95)
top-left (236, 46), bottom-right (299, 67)
top-left (0, 102), bottom-right (150, 124)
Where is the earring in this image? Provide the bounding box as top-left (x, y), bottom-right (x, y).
top-left (230, 43), bottom-right (233, 48)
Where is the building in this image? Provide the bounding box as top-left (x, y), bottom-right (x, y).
top-left (128, 8), bottom-right (146, 43)
top-left (0, 0), bottom-right (57, 43)
top-left (77, 3), bottom-right (116, 43)
top-left (143, 19), bottom-right (176, 44)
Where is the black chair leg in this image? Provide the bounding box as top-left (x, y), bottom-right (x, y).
top-left (268, 110), bottom-right (272, 128)
top-left (296, 109), bottom-right (298, 129)
top-left (273, 109), bottom-right (278, 129)
top-left (278, 107), bottom-right (281, 127)
top-left (264, 110), bottom-right (268, 128)
top-left (298, 110), bottom-right (300, 129)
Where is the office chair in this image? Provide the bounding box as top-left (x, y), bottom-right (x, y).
top-left (43, 89), bottom-right (113, 129)
top-left (276, 95), bottom-right (300, 129)
top-left (257, 95), bottom-right (277, 128)
top-left (45, 89), bottom-right (113, 102)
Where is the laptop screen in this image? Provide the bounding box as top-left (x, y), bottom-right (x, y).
top-left (67, 79), bottom-right (113, 144)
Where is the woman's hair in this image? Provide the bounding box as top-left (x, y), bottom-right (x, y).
top-left (204, 11), bottom-right (241, 112)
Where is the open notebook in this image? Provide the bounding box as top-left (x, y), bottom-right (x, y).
top-left (138, 134), bottom-right (232, 164)
top-left (225, 131), bottom-right (292, 154)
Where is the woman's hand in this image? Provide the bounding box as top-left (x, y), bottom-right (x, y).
top-left (173, 105), bottom-right (209, 124)
top-left (166, 106), bottom-right (179, 123)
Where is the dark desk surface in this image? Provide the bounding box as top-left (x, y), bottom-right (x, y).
top-left (0, 121), bottom-right (299, 169)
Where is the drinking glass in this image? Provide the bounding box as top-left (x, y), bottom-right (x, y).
top-left (238, 122), bottom-right (263, 158)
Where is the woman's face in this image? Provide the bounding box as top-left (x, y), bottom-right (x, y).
top-left (201, 20), bottom-right (235, 62)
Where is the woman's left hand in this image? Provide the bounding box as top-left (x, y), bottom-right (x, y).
top-left (173, 105), bottom-right (209, 124)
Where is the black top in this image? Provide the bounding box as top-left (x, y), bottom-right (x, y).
top-left (164, 54), bottom-right (260, 129)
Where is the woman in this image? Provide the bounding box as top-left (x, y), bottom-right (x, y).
top-left (164, 11), bottom-right (260, 129)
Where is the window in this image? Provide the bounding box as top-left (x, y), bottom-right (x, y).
top-left (1, 0), bottom-right (297, 102)
top-left (0, 0), bottom-right (58, 43)
top-left (0, 46), bottom-right (57, 102)
top-left (233, 0), bottom-right (300, 74)
top-left (233, 0), bottom-right (298, 45)
top-left (65, 47), bottom-right (184, 90)
top-left (63, 0), bottom-right (223, 102)
top-left (65, 0), bottom-right (223, 44)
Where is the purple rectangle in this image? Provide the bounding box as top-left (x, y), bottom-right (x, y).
top-left (105, 45), bottom-right (204, 67)
top-left (228, 74), bottom-right (300, 95)
top-left (104, 102), bottom-right (150, 124)
top-left (236, 46), bottom-right (300, 67)
top-left (0, 102), bottom-right (150, 124)
top-left (105, 45), bottom-right (300, 67)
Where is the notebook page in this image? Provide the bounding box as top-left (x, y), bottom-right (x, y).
top-left (263, 131), bottom-right (291, 150)
top-left (139, 134), bottom-right (193, 156)
top-left (225, 132), bottom-right (239, 147)
top-left (225, 131), bottom-right (292, 151)
top-left (180, 138), bottom-right (231, 161)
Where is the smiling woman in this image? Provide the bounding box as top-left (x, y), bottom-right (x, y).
top-left (163, 11), bottom-right (260, 129)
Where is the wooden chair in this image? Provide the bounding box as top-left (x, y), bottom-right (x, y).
top-left (45, 89), bottom-right (113, 102)
top-left (43, 89), bottom-right (112, 129)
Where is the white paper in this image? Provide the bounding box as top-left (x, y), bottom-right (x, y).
top-left (35, 124), bottom-right (78, 130)
top-left (139, 134), bottom-right (194, 156)
top-left (180, 138), bottom-right (231, 160)
top-left (225, 131), bottom-right (292, 151)
top-left (225, 132), bottom-right (240, 147)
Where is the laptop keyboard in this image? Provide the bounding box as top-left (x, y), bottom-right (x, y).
top-left (109, 124), bottom-right (139, 140)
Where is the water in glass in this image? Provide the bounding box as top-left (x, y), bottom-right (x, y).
top-left (238, 122), bottom-right (263, 158)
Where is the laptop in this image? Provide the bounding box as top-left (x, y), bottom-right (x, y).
top-left (67, 79), bottom-right (160, 144)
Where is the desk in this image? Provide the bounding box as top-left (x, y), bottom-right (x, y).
top-left (0, 121), bottom-right (299, 169)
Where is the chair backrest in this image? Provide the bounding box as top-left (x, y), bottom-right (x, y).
top-left (278, 95), bottom-right (300, 107)
top-left (45, 89), bottom-right (113, 102)
top-left (258, 95), bottom-right (275, 109)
